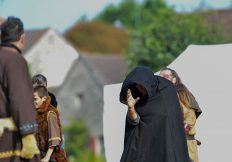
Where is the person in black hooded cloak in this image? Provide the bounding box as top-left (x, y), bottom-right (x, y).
top-left (119, 66), bottom-right (190, 162)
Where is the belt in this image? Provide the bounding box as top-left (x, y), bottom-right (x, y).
top-left (186, 135), bottom-right (202, 146)
top-left (0, 150), bottom-right (21, 159)
top-left (186, 135), bottom-right (195, 140)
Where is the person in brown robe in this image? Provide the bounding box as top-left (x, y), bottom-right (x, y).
top-left (159, 67), bottom-right (202, 162)
top-left (33, 86), bottom-right (67, 162)
top-left (0, 16), bottom-right (40, 161)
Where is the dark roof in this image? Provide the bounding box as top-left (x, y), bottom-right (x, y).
top-left (201, 8), bottom-right (232, 38)
top-left (81, 53), bottom-right (129, 85)
top-left (23, 28), bottom-right (49, 54)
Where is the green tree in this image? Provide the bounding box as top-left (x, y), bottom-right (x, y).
top-left (95, 0), bottom-right (231, 70)
top-left (96, 0), bottom-right (140, 29)
top-left (96, 0), bottom-right (168, 29)
top-left (63, 120), bottom-right (105, 162)
top-left (126, 0), bottom-right (228, 71)
top-left (128, 14), bottom-right (227, 71)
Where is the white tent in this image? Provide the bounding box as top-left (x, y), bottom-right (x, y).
top-left (103, 44), bottom-right (232, 162)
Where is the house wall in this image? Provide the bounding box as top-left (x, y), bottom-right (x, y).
top-left (24, 29), bottom-right (78, 87)
top-left (55, 58), bottom-right (104, 155)
top-left (57, 58), bottom-right (103, 133)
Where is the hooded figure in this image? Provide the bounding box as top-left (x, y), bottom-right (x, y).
top-left (119, 66), bottom-right (190, 162)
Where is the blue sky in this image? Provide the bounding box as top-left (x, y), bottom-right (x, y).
top-left (167, 0), bottom-right (231, 12)
top-left (0, 0), bottom-right (231, 33)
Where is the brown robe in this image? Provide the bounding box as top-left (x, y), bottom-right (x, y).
top-left (0, 47), bottom-right (39, 162)
top-left (36, 96), bottom-right (67, 162)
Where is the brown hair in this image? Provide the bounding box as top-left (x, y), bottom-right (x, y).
top-left (33, 85), bottom-right (48, 98)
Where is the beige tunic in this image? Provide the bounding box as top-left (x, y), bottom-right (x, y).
top-left (180, 99), bottom-right (198, 162)
top-left (47, 111), bottom-right (61, 147)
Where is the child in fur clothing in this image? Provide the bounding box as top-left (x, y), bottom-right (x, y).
top-left (33, 86), bottom-right (67, 162)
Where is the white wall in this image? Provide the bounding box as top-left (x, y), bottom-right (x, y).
top-left (24, 29), bottom-right (78, 87)
top-left (103, 83), bottom-right (126, 162)
top-left (168, 44), bottom-right (232, 162)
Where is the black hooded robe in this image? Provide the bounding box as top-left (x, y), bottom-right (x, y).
top-left (119, 66), bottom-right (190, 162)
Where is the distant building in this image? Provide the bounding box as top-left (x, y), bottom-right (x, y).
top-left (54, 53), bottom-right (129, 155)
top-left (23, 28), bottom-right (78, 87)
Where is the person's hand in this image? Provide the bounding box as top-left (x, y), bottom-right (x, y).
top-left (20, 134), bottom-right (40, 159)
top-left (41, 157), bottom-right (49, 162)
top-left (184, 123), bottom-right (191, 133)
top-left (127, 89), bottom-right (140, 109)
top-left (41, 147), bottom-right (54, 162)
top-left (4, 118), bottom-right (17, 131)
top-left (0, 118), bottom-right (17, 138)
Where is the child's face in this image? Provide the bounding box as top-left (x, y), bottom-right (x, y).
top-left (33, 92), bottom-right (46, 109)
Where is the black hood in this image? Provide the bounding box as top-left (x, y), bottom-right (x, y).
top-left (120, 66), bottom-right (158, 104)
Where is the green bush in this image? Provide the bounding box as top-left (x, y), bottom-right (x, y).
top-left (63, 120), bottom-right (105, 162)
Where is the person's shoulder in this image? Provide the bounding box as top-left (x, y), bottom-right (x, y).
top-left (2, 53), bottom-right (27, 72)
top-left (158, 75), bottom-right (171, 83)
top-left (5, 52), bottom-right (25, 66)
top-left (48, 104), bottom-right (59, 115)
top-left (0, 48), bottom-right (23, 60)
top-left (157, 76), bottom-right (174, 88)
top-left (47, 109), bottom-right (58, 120)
